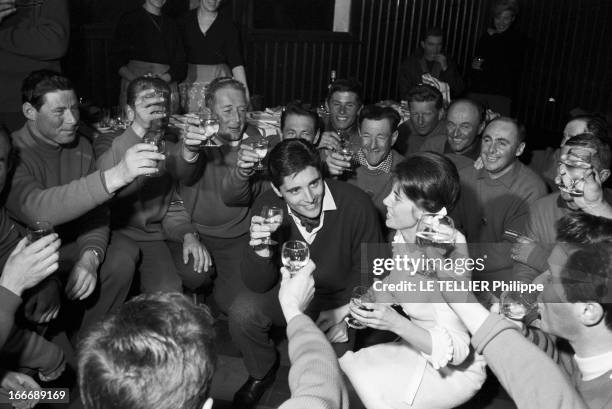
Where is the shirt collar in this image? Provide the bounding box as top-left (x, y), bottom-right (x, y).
top-left (476, 160), bottom-right (521, 188)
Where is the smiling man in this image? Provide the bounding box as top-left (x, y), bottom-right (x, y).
top-left (452, 117), bottom-right (546, 287)
top-left (394, 84), bottom-right (447, 156)
top-left (325, 105), bottom-right (402, 226)
top-left (419, 99), bottom-right (484, 171)
top-left (228, 139), bottom-right (384, 409)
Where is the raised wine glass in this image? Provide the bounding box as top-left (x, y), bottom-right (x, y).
top-left (253, 138), bottom-right (270, 171)
top-left (142, 131), bottom-right (166, 176)
top-left (198, 109), bottom-right (220, 147)
top-left (281, 240), bottom-right (309, 276)
top-left (260, 206), bottom-right (284, 245)
top-left (556, 148), bottom-right (592, 196)
top-left (500, 290), bottom-right (539, 321)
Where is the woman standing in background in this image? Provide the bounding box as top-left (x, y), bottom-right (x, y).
top-left (112, 0), bottom-right (186, 110)
top-left (178, 0), bottom-right (250, 101)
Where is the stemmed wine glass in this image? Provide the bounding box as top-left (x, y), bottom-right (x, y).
top-left (142, 131), bottom-right (166, 176)
top-left (345, 286), bottom-right (375, 329)
top-left (260, 206), bottom-right (284, 245)
top-left (281, 240), bottom-right (310, 276)
top-left (253, 138), bottom-right (270, 171)
top-left (556, 148), bottom-right (592, 196)
top-left (27, 221), bottom-right (54, 244)
top-left (198, 109), bottom-right (220, 147)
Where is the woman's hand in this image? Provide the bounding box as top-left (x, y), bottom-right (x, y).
top-left (348, 302), bottom-right (404, 333)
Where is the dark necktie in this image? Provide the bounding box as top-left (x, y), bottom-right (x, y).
top-left (293, 212), bottom-right (321, 233)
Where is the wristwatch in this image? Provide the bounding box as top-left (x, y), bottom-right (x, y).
top-left (86, 248), bottom-right (103, 265)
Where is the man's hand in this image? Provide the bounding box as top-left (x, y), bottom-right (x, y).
top-left (24, 279), bottom-right (61, 324)
top-left (170, 114), bottom-right (216, 152)
top-left (249, 215), bottom-right (280, 249)
top-left (105, 143), bottom-right (166, 191)
top-left (132, 89), bottom-right (166, 130)
top-left (236, 143), bottom-right (260, 176)
top-left (65, 251), bottom-right (99, 300)
top-left (278, 260), bottom-right (316, 322)
top-left (0, 0), bottom-right (16, 23)
top-left (0, 371), bottom-right (41, 409)
top-left (569, 167), bottom-right (611, 216)
top-left (325, 150), bottom-right (352, 176)
top-left (182, 233), bottom-right (212, 273)
top-left (325, 321), bottom-right (349, 343)
top-left (433, 54), bottom-right (448, 71)
top-left (318, 131), bottom-right (341, 152)
top-left (0, 235), bottom-right (60, 297)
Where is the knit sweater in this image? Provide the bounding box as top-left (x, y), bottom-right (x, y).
top-left (0, 0), bottom-right (69, 119)
top-left (242, 179), bottom-right (386, 310)
top-left (471, 313), bottom-right (589, 409)
top-left (96, 127), bottom-right (197, 242)
top-left (279, 314), bottom-right (349, 409)
top-left (7, 125), bottom-right (112, 259)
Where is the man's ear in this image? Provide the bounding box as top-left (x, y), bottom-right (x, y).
top-left (271, 182), bottom-right (283, 198)
top-left (437, 109), bottom-right (445, 121)
top-left (599, 169), bottom-right (610, 184)
top-left (22, 102), bottom-right (37, 122)
top-left (578, 302), bottom-right (605, 327)
top-left (201, 397), bottom-right (213, 409)
top-left (391, 130), bottom-right (399, 146)
top-left (515, 141), bottom-right (526, 157)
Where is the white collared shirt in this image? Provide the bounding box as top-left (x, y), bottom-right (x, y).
top-left (286, 182), bottom-right (337, 244)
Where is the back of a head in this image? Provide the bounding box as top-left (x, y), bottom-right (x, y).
top-left (556, 212), bottom-right (612, 245)
top-left (561, 242), bottom-right (612, 330)
top-left (78, 293), bottom-right (216, 409)
top-left (565, 133), bottom-right (612, 171)
top-left (406, 84), bottom-right (444, 111)
top-left (358, 105), bottom-right (401, 132)
top-left (22, 70), bottom-right (74, 110)
top-left (326, 78), bottom-right (363, 103)
top-left (268, 139), bottom-right (323, 189)
top-left (394, 152), bottom-right (460, 213)
top-left (204, 76), bottom-right (246, 109)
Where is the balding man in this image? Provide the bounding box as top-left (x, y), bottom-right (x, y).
top-left (452, 117), bottom-right (547, 289)
top-left (419, 98), bottom-right (484, 170)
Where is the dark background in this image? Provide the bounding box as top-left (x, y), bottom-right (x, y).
top-left (65, 0), bottom-right (612, 148)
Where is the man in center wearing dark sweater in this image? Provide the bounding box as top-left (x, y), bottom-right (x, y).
top-left (229, 139), bottom-right (385, 409)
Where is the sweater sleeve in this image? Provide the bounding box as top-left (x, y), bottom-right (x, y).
top-left (0, 0), bottom-right (69, 60)
top-left (278, 314), bottom-right (349, 409)
top-left (6, 161), bottom-right (112, 228)
top-left (471, 313), bottom-right (588, 409)
top-left (0, 286), bottom-right (21, 350)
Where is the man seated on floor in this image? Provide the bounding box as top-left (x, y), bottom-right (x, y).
top-left (280, 102), bottom-right (320, 144)
top-left (78, 262), bottom-right (348, 409)
top-left (325, 104), bottom-right (403, 227)
top-left (97, 76), bottom-right (210, 295)
top-left (394, 84), bottom-right (446, 156)
top-left (452, 117), bottom-right (547, 294)
top-left (4, 70), bottom-right (171, 340)
top-left (228, 139), bottom-right (384, 409)
top-left (419, 98), bottom-right (485, 171)
top-left (513, 133), bottom-right (612, 284)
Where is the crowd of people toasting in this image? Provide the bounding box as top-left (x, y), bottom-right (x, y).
top-left (1, 0), bottom-right (611, 409)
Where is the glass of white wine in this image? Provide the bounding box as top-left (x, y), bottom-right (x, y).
top-left (253, 138), bottom-right (270, 171)
top-left (260, 206), bottom-right (284, 245)
top-left (416, 214), bottom-right (456, 248)
top-left (281, 240), bottom-right (309, 276)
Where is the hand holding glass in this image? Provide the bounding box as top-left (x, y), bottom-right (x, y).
top-left (281, 240), bottom-right (309, 275)
top-left (198, 109), bottom-right (220, 147)
top-left (142, 132), bottom-right (166, 176)
top-left (416, 214), bottom-right (456, 248)
top-left (500, 290), bottom-right (538, 321)
top-left (253, 139), bottom-right (269, 171)
top-left (259, 206), bottom-right (284, 245)
top-left (27, 221), bottom-right (54, 244)
top-left (345, 286), bottom-right (375, 329)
